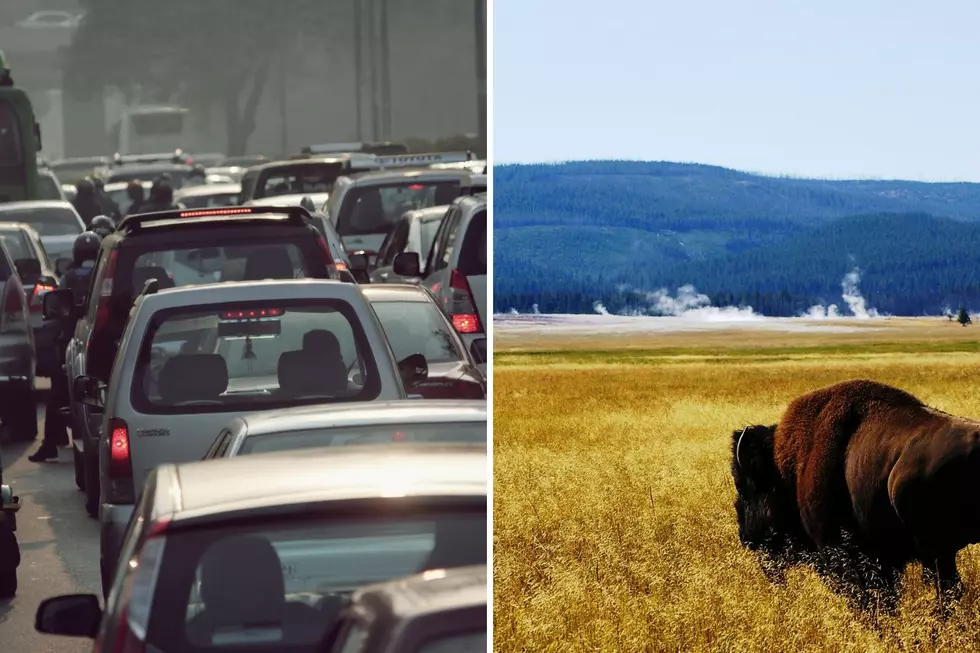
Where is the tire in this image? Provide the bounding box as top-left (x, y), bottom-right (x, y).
top-left (83, 448), bottom-right (100, 519)
top-left (73, 446), bottom-right (85, 491)
top-left (5, 384), bottom-right (37, 443)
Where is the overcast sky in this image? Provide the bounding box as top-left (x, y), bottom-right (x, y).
top-left (494, 0), bottom-right (980, 181)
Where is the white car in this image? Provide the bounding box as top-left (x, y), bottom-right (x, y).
top-left (174, 182), bottom-right (242, 209)
top-left (0, 201), bottom-right (86, 263)
top-left (68, 278), bottom-right (420, 596)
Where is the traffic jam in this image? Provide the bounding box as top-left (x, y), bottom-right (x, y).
top-left (0, 139), bottom-right (488, 651)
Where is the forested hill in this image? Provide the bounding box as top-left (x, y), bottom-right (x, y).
top-left (493, 161), bottom-right (980, 316)
top-left (496, 212), bottom-right (980, 317)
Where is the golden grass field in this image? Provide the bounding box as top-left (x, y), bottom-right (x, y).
top-left (493, 318), bottom-right (980, 652)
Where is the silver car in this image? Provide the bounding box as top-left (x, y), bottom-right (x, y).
top-left (0, 201), bottom-right (86, 264)
top-left (366, 205), bottom-right (449, 284)
top-left (202, 399), bottom-right (487, 459)
top-left (393, 194), bottom-right (487, 363)
top-left (34, 444), bottom-right (488, 649)
top-left (71, 278), bottom-right (416, 596)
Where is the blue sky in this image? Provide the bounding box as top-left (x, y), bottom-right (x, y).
top-left (493, 0), bottom-right (980, 181)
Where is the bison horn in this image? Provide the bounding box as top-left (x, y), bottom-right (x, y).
top-left (735, 426), bottom-right (749, 468)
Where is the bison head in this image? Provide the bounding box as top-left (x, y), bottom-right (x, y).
top-left (731, 424), bottom-right (787, 553)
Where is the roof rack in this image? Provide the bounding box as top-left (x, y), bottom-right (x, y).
top-left (117, 205), bottom-right (316, 234)
top-left (376, 151), bottom-right (474, 169)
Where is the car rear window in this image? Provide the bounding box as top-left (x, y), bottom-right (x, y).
top-left (337, 181), bottom-right (462, 237)
top-left (132, 300), bottom-right (382, 414)
top-left (178, 192), bottom-right (241, 209)
top-left (370, 299), bottom-right (463, 364)
top-left (255, 163), bottom-right (345, 199)
top-left (143, 508), bottom-right (486, 652)
top-left (0, 206), bottom-right (82, 236)
top-left (132, 241), bottom-right (308, 290)
top-left (0, 230), bottom-right (32, 262)
top-left (37, 172), bottom-right (63, 200)
top-left (239, 421), bottom-right (488, 455)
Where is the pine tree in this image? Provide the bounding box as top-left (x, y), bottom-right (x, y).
top-left (957, 307), bottom-right (972, 326)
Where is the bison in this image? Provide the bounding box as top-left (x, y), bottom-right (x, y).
top-left (731, 378), bottom-right (980, 614)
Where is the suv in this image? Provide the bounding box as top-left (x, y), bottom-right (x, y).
top-left (42, 205), bottom-right (347, 518)
top-left (238, 155), bottom-right (380, 205)
top-left (393, 194), bottom-right (487, 367)
top-left (70, 278), bottom-right (414, 596)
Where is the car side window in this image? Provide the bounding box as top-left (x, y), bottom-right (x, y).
top-left (436, 208), bottom-right (463, 272)
top-left (386, 220), bottom-right (410, 265)
top-left (426, 208), bottom-right (454, 275)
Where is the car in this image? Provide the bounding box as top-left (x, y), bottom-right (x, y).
top-left (34, 444), bottom-right (487, 649)
top-left (16, 10), bottom-right (82, 28)
top-left (365, 205), bottom-right (449, 284)
top-left (324, 164), bottom-right (480, 262)
top-left (103, 179), bottom-right (153, 216)
top-left (62, 276), bottom-right (421, 594)
top-left (47, 156), bottom-right (110, 186)
top-left (37, 168), bottom-right (68, 201)
top-left (394, 194), bottom-right (486, 369)
top-left (430, 157), bottom-right (488, 174)
top-left (320, 564), bottom-right (487, 653)
top-left (362, 284), bottom-right (487, 392)
top-left (0, 200), bottom-right (86, 263)
top-left (248, 191), bottom-right (331, 210)
top-left (0, 237), bottom-right (37, 442)
top-left (42, 205), bottom-right (350, 519)
top-left (217, 154), bottom-right (269, 168)
top-left (0, 222), bottom-right (60, 376)
top-left (173, 181), bottom-right (242, 209)
top-left (184, 152), bottom-right (226, 168)
top-left (239, 155), bottom-right (380, 204)
top-left (202, 399), bottom-right (487, 460)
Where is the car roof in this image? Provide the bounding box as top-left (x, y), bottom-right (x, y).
top-left (0, 221), bottom-right (40, 237)
top-left (248, 193), bottom-right (329, 206)
top-left (0, 200), bottom-right (75, 211)
top-left (174, 183), bottom-right (242, 198)
top-left (401, 206), bottom-right (450, 223)
top-left (238, 399), bottom-right (486, 437)
top-left (164, 444), bottom-right (487, 520)
top-left (136, 278), bottom-right (363, 309)
top-left (341, 168), bottom-right (475, 187)
top-left (50, 156), bottom-right (109, 166)
top-left (353, 564), bottom-right (487, 619)
top-left (360, 284), bottom-right (433, 303)
top-left (248, 157), bottom-right (363, 172)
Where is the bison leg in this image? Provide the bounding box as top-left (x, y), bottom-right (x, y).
top-left (922, 553), bottom-right (963, 618)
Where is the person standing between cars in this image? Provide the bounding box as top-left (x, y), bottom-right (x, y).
top-left (92, 177), bottom-right (122, 221)
top-left (125, 180), bottom-right (146, 216)
top-left (29, 231), bottom-right (103, 462)
top-left (72, 178), bottom-right (103, 227)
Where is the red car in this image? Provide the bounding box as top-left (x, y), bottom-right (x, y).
top-left (362, 284), bottom-right (486, 400)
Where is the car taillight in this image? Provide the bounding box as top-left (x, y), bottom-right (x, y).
top-left (448, 269), bottom-right (482, 334)
top-left (28, 282), bottom-right (57, 313)
top-left (108, 417), bottom-right (132, 479)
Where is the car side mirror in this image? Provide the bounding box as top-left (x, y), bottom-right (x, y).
top-left (393, 251), bottom-right (420, 278)
top-left (42, 288), bottom-right (75, 321)
top-left (73, 375), bottom-right (106, 409)
top-left (470, 338), bottom-right (487, 365)
top-left (348, 252), bottom-right (368, 273)
top-left (35, 594), bottom-right (102, 638)
top-left (54, 257), bottom-right (72, 276)
top-left (397, 353), bottom-right (428, 388)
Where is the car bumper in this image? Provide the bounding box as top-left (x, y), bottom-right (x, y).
top-left (100, 503), bottom-right (134, 577)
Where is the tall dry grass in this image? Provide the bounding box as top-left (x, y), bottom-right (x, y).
top-left (493, 345), bottom-right (980, 652)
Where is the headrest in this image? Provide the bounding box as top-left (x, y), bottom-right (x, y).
top-left (158, 354), bottom-right (228, 404)
top-left (277, 350), bottom-right (346, 396)
top-left (131, 266), bottom-right (175, 294)
top-left (199, 536), bottom-right (285, 623)
top-left (302, 329), bottom-right (341, 356)
top-left (243, 248), bottom-right (295, 281)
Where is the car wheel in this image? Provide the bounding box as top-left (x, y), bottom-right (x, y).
top-left (73, 445), bottom-right (85, 491)
top-left (5, 384), bottom-right (37, 442)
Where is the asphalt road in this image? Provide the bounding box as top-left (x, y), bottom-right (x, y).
top-left (0, 384), bottom-right (100, 653)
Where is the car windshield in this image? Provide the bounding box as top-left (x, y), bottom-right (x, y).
top-left (146, 509), bottom-right (487, 652)
top-left (370, 300), bottom-right (463, 364)
top-left (337, 181), bottom-right (462, 236)
top-left (0, 230), bottom-right (32, 262)
top-left (0, 206), bottom-right (82, 236)
top-left (239, 421), bottom-right (488, 455)
top-left (178, 192), bottom-right (241, 209)
top-left (37, 173), bottom-right (63, 200)
top-left (134, 300), bottom-right (381, 414)
top-left (255, 163), bottom-right (345, 199)
top-left (133, 241), bottom-right (308, 290)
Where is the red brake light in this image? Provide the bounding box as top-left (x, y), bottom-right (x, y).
top-left (147, 519), bottom-right (170, 538)
top-left (108, 417), bottom-right (132, 478)
top-left (393, 431), bottom-right (406, 441)
top-left (452, 314), bottom-right (480, 334)
top-left (407, 184), bottom-right (425, 190)
top-left (219, 308), bottom-right (284, 319)
top-left (335, 261), bottom-right (348, 271)
top-left (447, 269), bottom-right (483, 335)
top-left (178, 207), bottom-right (253, 218)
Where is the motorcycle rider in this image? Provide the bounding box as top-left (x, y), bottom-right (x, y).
top-left (125, 180), bottom-right (146, 215)
top-left (140, 179), bottom-right (180, 213)
top-left (92, 178), bottom-right (121, 221)
top-left (71, 178), bottom-right (103, 227)
top-left (89, 215), bottom-right (115, 239)
top-left (29, 231), bottom-right (103, 463)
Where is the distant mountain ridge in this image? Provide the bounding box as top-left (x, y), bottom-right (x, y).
top-left (493, 160), bottom-right (980, 316)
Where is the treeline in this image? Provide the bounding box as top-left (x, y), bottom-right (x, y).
top-left (493, 213), bottom-right (980, 317)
